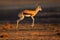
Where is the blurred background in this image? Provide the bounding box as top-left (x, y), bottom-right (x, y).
top-left (0, 0), bottom-right (60, 23)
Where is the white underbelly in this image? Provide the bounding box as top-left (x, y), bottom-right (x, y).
top-left (25, 15), bottom-right (31, 17)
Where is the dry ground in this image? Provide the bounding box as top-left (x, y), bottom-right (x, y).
top-left (0, 23), bottom-right (60, 40)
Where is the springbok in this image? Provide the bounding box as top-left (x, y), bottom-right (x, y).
top-left (16, 5), bottom-right (42, 28)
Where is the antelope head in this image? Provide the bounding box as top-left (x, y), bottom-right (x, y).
top-left (37, 5), bottom-right (42, 11)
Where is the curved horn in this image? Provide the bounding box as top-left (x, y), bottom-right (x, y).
top-left (35, 2), bottom-right (40, 6)
top-left (35, 2), bottom-right (38, 5)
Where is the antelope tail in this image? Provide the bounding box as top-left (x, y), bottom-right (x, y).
top-left (18, 12), bottom-right (23, 17)
top-left (18, 12), bottom-right (24, 21)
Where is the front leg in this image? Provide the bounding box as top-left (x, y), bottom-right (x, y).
top-left (31, 16), bottom-right (34, 27)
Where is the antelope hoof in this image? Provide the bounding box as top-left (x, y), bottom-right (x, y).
top-left (31, 25), bottom-right (34, 27)
top-left (16, 26), bottom-right (18, 29)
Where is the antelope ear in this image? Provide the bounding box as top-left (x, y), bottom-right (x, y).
top-left (39, 5), bottom-right (42, 7)
top-left (37, 5), bottom-right (40, 8)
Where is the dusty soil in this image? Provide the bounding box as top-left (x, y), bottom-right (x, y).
top-left (0, 23), bottom-right (60, 40)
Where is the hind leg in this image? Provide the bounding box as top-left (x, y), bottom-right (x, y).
top-left (16, 15), bottom-right (24, 29)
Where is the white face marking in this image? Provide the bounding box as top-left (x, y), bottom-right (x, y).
top-left (25, 15), bottom-right (31, 17)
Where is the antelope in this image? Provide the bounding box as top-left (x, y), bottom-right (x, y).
top-left (16, 5), bottom-right (42, 28)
